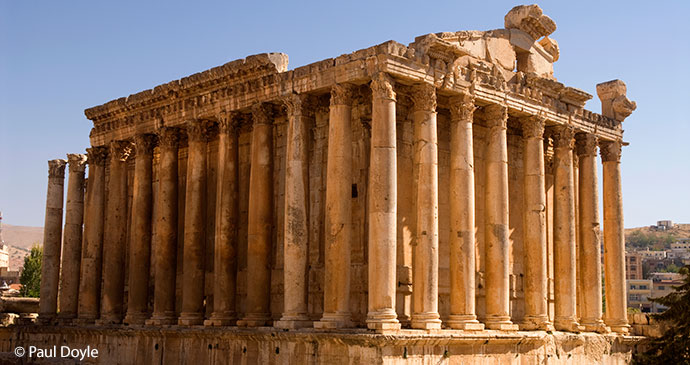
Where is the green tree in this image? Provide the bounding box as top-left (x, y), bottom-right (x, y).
top-left (633, 265), bottom-right (690, 364)
top-left (19, 245), bottom-right (42, 297)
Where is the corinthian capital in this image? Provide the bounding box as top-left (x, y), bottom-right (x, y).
top-left (599, 140), bottom-right (622, 162)
top-left (483, 104), bottom-right (508, 129)
top-left (330, 84), bottom-right (353, 106)
top-left (109, 140), bottom-right (133, 162)
top-left (251, 103), bottom-right (273, 126)
top-left (575, 133), bottom-right (598, 157)
top-left (218, 111), bottom-right (240, 135)
top-left (449, 92), bottom-right (475, 123)
top-left (370, 72), bottom-right (396, 101)
top-left (157, 127), bottom-right (180, 149)
top-left (410, 83), bottom-right (436, 112)
top-left (48, 159), bottom-right (67, 178)
top-left (134, 134), bottom-right (157, 155)
top-left (186, 120), bottom-right (210, 143)
top-left (86, 147), bottom-right (108, 167)
top-left (520, 115), bottom-right (546, 139)
top-left (550, 126), bottom-right (575, 149)
top-left (282, 93), bottom-right (307, 118)
top-left (66, 154), bottom-right (88, 173)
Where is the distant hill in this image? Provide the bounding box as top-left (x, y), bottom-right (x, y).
top-left (625, 223), bottom-right (690, 250)
top-left (2, 224), bottom-right (43, 271)
top-left (2, 224), bottom-right (43, 250)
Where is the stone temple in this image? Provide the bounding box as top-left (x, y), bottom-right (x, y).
top-left (4, 4), bottom-right (642, 364)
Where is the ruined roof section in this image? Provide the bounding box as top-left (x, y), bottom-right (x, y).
top-left (84, 53), bottom-right (288, 120)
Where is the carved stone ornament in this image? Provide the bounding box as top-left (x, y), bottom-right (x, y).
top-left (157, 127), bottom-right (180, 149)
top-left (48, 159), bottom-right (67, 178)
top-left (218, 111), bottom-right (240, 135)
top-left (251, 103), bottom-right (273, 125)
top-left (86, 147), bottom-right (108, 166)
top-left (370, 72), bottom-right (396, 101)
top-left (186, 120), bottom-right (210, 143)
top-left (109, 140), bottom-right (133, 162)
top-left (448, 92), bottom-right (476, 122)
top-left (134, 134), bottom-right (157, 154)
top-left (599, 140), bottom-right (622, 162)
top-left (483, 104), bottom-right (508, 129)
top-left (282, 93), bottom-right (307, 118)
top-left (410, 83), bottom-right (437, 112)
top-left (550, 126), bottom-right (575, 149)
top-left (330, 84), bottom-right (353, 106)
top-left (66, 153), bottom-right (88, 172)
top-left (520, 115), bottom-right (546, 139)
top-left (575, 133), bottom-right (598, 157)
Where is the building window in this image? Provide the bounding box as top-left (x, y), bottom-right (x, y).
top-left (659, 286), bottom-right (665, 290)
top-left (640, 285), bottom-right (647, 290)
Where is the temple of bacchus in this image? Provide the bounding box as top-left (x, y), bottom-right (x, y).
top-left (7, 4), bottom-right (643, 363)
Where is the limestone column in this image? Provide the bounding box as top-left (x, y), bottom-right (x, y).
top-left (446, 92), bottom-right (484, 330)
top-left (178, 121), bottom-right (209, 326)
top-left (57, 153), bottom-right (87, 322)
top-left (576, 133), bottom-right (608, 333)
top-left (409, 83), bottom-right (441, 330)
top-left (519, 116), bottom-right (553, 331)
top-left (601, 140), bottom-right (630, 334)
top-left (78, 147), bottom-right (107, 323)
top-left (238, 104), bottom-right (274, 327)
top-left (315, 85), bottom-right (353, 329)
top-left (205, 114), bottom-right (239, 327)
top-left (99, 140), bottom-right (132, 324)
top-left (38, 159), bottom-right (67, 323)
top-left (123, 134), bottom-right (156, 325)
top-left (275, 95), bottom-right (313, 329)
top-left (551, 126), bottom-right (580, 332)
top-left (366, 73), bottom-right (400, 331)
top-left (147, 127), bottom-right (180, 326)
top-left (483, 104), bottom-right (518, 331)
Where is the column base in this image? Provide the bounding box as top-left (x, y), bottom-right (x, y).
top-left (37, 313), bottom-right (56, 325)
top-left (410, 313), bottom-right (442, 330)
top-left (314, 312), bottom-right (353, 329)
top-left (484, 316), bottom-right (519, 331)
top-left (275, 319), bottom-right (313, 329)
top-left (519, 315), bottom-right (554, 331)
top-left (204, 313), bottom-right (237, 327)
top-left (146, 313), bottom-right (178, 326)
top-left (554, 317), bottom-right (581, 333)
top-left (177, 312), bottom-right (204, 326)
top-left (236, 313), bottom-right (271, 327)
top-left (75, 314), bottom-right (97, 325)
top-left (123, 312), bottom-right (149, 325)
top-left (366, 309), bottom-right (401, 332)
top-left (446, 315), bottom-right (485, 331)
top-left (580, 319), bottom-right (610, 333)
top-left (605, 320), bottom-right (630, 335)
top-left (95, 313), bottom-right (123, 325)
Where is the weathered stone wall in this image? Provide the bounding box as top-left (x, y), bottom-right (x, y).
top-left (0, 326), bottom-right (640, 364)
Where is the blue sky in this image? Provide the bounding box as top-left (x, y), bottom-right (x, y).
top-left (1, 1), bottom-right (688, 228)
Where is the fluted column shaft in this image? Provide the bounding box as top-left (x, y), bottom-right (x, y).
top-left (483, 104), bottom-right (517, 330)
top-left (178, 121), bottom-right (209, 326)
top-left (576, 133), bottom-right (608, 333)
top-left (99, 141), bottom-right (131, 324)
top-left (601, 140), bottom-right (630, 334)
top-left (410, 83), bottom-right (441, 330)
top-left (315, 85), bottom-right (354, 329)
top-left (238, 104), bottom-right (274, 327)
top-left (275, 95), bottom-right (312, 329)
top-left (147, 127), bottom-right (180, 326)
top-left (58, 154), bottom-right (87, 321)
top-left (38, 159), bottom-right (67, 323)
top-left (78, 147), bottom-right (107, 322)
top-left (366, 73), bottom-right (400, 331)
top-left (205, 115), bottom-right (239, 327)
top-left (519, 116), bottom-right (553, 331)
top-left (551, 126), bottom-right (580, 332)
top-left (124, 134), bottom-right (156, 325)
top-left (447, 93), bottom-right (483, 330)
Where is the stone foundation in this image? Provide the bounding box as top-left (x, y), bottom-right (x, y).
top-left (0, 326), bottom-right (641, 364)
